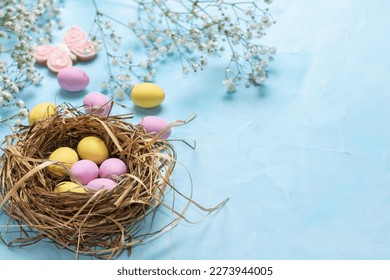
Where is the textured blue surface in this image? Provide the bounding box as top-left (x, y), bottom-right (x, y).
top-left (2, 0), bottom-right (390, 259)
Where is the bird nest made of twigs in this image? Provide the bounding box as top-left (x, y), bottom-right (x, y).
top-left (0, 104), bottom-right (221, 259)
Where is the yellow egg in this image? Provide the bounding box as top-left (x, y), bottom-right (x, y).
top-left (130, 82), bottom-right (165, 108)
top-left (28, 102), bottom-right (56, 125)
top-left (77, 136), bottom-right (109, 165)
top-left (54, 181), bottom-right (86, 193)
top-left (48, 147), bottom-right (79, 176)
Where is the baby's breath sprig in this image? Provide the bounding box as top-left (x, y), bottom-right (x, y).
top-left (0, 0), bottom-right (62, 125)
top-left (90, 0), bottom-right (275, 96)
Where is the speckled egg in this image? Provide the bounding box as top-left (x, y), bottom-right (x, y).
top-left (87, 178), bottom-right (117, 191)
top-left (48, 147), bottom-right (79, 176)
top-left (139, 116), bottom-right (171, 139)
top-left (54, 181), bottom-right (86, 193)
top-left (71, 159), bottom-right (99, 185)
top-left (57, 66), bottom-right (89, 92)
top-left (28, 102), bottom-right (56, 125)
top-left (130, 82), bottom-right (165, 108)
top-left (83, 92), bottom-right (112, 117)
top-left (99, 158), bottom-right (127, 180)
top-left (77, 136), bottom-right (109, 165)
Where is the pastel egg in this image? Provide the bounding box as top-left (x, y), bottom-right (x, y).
top-left (139, 116), bottom-right (171, 139)
top-left (83, 92), bottom-right (112, 117)
top-left (77, 136), bottom-right (109, 165)
top-left (28, 102), bottom-right (56, 125)
top-left (130, 82), bottom-right (165, 108)
top-left (87, 178), bottom-right (117, 191)
top-left (99, 158), bottom-right (127, 179)
top-left (57, 66), bottom-right (89, 92)
top-left (54, 181), bottom-right (86, 193)
top-left (48, 147), bottom-right (79, 176)
top-left (71, 159), bottom-right (99, 185)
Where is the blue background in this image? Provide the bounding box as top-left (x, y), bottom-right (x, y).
top-left (1, 0), bottom-right (390, 259)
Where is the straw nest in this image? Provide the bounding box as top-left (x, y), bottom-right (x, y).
top-left (0, 104), bottom-right (219, 259)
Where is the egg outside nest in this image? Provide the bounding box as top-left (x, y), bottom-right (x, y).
top-left (0, 104), bottom-right (223, 260)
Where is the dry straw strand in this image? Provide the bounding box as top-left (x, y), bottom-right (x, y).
top-left (0, 104), bottom-right (227, 259)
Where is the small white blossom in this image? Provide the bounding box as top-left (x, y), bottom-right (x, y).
top-left (32, 76), bottom-right (43, 84)
top-left (191, 63), bottom-right (200, 71)
top-left (19, 108), bottom-right (29, 118)
top-left (125, 51), bottom-right (133, 60)
top-left (114, 89), bottom-right (126, 99)
top-left (222, 78), bottom-right (236, 93)
top-left (104, 21), bottom-right (112, 29)
top-left (14, 119), bottom-right (24, 126)
top-left (1, 91), bottom-right (13, 101)
top-left (182, 67), bottom-right (190, 75)
top-left (112, 57), bottom-right (119, 66)
top-left (11, 84), bottom-right (20, 93)
top-left (128, 20), bottom-right (137, 28)
top-left (244, 8), bottom-right (254, 16)
top-left (0, 61), bottom-right (7, 73)
top-left (256, 76), bottom-right (266, 84)
top-left (144, 72), bottom-right (153, 82)
top-left (16, 99), bottom-right (25, 108)
top-left (139, 60), bottom-right (149, 69)
top-left (101, 81), bottom-right (109, 90)
top-left (232, 52), bottom-right (240, 61)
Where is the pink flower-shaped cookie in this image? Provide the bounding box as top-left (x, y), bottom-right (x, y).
top-left (33, 26), bottom-right (97, 73)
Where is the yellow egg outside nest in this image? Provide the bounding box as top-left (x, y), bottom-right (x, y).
top-left (48, 147), bottom-right (79, 176)
top-left (77, 136), bottom-right (109, 165)
top-left (130, 82), bottom-right (165, 108)
top-left (54, 181), bottom-right (86, 193)
top-left (28, 102), bottom-right (56, 125)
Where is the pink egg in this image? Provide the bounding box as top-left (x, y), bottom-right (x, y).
top-left (57, 66), bottom-right (89, 92)
top-left (99, 158), bottom-right (127, 179)
top-left (87, 178), bottom-right (117, 191)
top-left (83, 92), bottom-right (112, 117)
top-left (71, 159), bottom-right (99, 185)
top-left (139, 116), bottom-right (171, 139)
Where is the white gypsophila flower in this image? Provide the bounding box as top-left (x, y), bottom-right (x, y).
top-left (144, 71), bottom-right (154, 82)
top-left (11, 84), bottom-right (20, 93)
top-left (128, 20), bottom-right (137, 28)
top-left (32, 76), bottom-right (43, 84)
top-left (19, 108), bottom-right (29, 118)
top-left (125, 51), bottom-right (133, 60)
top-left (14, 119), bottom-right (23, 126)
top-left (269, 47), bottom-right (277, 54)
top-left (139, 60), bottom-right (149, 69)
top-left (182, 67), bottom-right (190, 75)
top-left (114, 89), bottom-right (126, 99)
top-left (104, 21), bottom-right (112, 29)
top-left (16, 99), bottom-right (25, 108)
top-left (112, 57), bottom-right (119, 66)
top-left (1, 91), bottom-right (13, 101)
top-left (101, 81), bottom-right (109, 90)
top-left (222, 78), bottom-right (236, 93)
top-left (0, 61), bottom-right (7, 73)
